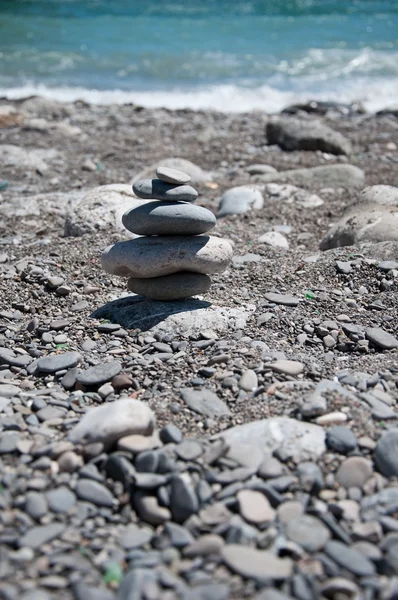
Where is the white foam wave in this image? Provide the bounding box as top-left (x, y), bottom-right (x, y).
top-left (1, 78), bottom-right (398, 113)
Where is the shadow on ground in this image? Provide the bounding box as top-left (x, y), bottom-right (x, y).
top-left (91, 295), bottom-right (212, 332)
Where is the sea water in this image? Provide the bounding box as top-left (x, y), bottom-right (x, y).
top-left (0, 0), bottom-right (397, 112)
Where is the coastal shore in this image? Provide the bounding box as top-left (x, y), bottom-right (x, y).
top-left (1, 96), bottom-right (398, 599)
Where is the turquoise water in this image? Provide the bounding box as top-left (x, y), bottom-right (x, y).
top-left (0, 0), bottom-right (397, 111)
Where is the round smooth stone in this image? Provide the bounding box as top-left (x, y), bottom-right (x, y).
top-left (128, 272), bottom-right (211, 301)
top-left (122, 201), bottom-right (216, 236)
top-left (156, 166), bottom-right (191, 185)
top-left (101, 235), bottom-right (233, 278)
top-left (133, 179), bottom-right (198, 202)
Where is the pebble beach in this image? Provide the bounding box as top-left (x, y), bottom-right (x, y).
top-left (1, 94), bottom-right (398, 600)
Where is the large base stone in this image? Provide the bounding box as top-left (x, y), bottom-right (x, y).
top-left (91, 296), bottom-right (254, 336)
top-left (127, 272), bottom-right (211, 301)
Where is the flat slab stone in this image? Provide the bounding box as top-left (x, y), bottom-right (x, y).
top-left (127, 272), bottom-right (211, 301)
top-left (266, 117), bottom-right (352, 155)
top-left (156, 166), bottom-right (191, 184)
top-left (365, 327), bottom-right (398, 350)
top-left (101, 235), bottom-right (233, 278)
top-left (133, 178), bottom-right (198, 202)
top-left (18, 524), bottom-right (65, 549)
top-left (91, 297), bottom-right (254, 336)
top-left (123, 201), bottom-right (216, 236)
top-left (222, 544), bottom-right (293, 582)
top-left (37, 351), bottom-right (81, 373)
top-left (214, 417), bottom-right (326, 461)
top-left (264, 293), bottom-right (300, 306)
top-left (257, 164), bottom-right (365, 189)
top-left (180, 388), bottom-right (231, 418)
top-left (76, 361), bottom-right (122, 386)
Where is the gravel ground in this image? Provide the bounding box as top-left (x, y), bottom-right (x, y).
top-left (1, 97), bottom-right (398, 600)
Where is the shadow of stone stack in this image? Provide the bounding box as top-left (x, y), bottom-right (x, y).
top-left (101, 166), bottom-right (233, 301)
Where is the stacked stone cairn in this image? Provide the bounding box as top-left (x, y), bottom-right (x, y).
top-left (101, 166), bottom-right (233, 301)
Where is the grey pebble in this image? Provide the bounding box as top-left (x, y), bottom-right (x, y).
top-left (324, 540), bottom-right (375, 576)
top-left (76, 361), bottom-right (121, 386)
top-left (159, 424), bottom-right (183, 444)
top-left (170, 475), bottom-right (199, 523)
top-left (286, 515), bottom-right (330, 551)
top-left (180, 388), bottom-right (231, 418)
top-left (75, 479), bottom-right (115, 507)
top-left (264, 292), bottom-right (300, 306)
top-left (37, 351), bottom-right (81, 373)
top-left (18, 523), bottom-right (65, 549)
top-left (25, 491), bottom-right (48, 520)
top-left (374, 428), bottom-right (398, 477)
top-left (118, 524), bottom-right (153, 550)
top-left (175, 439), bottom-right (203, 461)
top-left (0, 432), bottom-right (19, 454)
top-left (365, 327), bottom-right (398, 350)
top-left (46, 486), bottom-right (76, 513)
top-left (326, 426), bottom-right (357, 454)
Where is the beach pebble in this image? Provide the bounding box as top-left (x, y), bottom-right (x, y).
top-left (102, 235), bottom-right (233, 278)
top-left (221, 545), bottom-right (293, 582)
top-left (238, 369), bottom-right (258, 391)
top-left (75, 479), bottom-right (114, 507)
top-left (217, 185), bottom-right (264, 217)
top-left (264, 360), bottom-right (304, 376)
top-left (76, 361), bottom-right (122, 386)
top-left (266, 117), bottom-right (352, 155)
top-left (156, 165), bottom-right (191, 184)
top-left (122, 201), bottom-right (216, 236)
top-left (237, 489), bottom-right (275, 525)
top-left (133, 178), bottom-right (198, 202)
top-left (128, 272), bottom-right (211, 301)
top-left (180, 388), bottom-right (231, 418)
top-left (324, 540), bottom-right (375, 576)
top-left (286, 515), bottom-right (330, 551)
top-left (326, 426), bottom-right (357, 454)
top-left (365, 327), bottom-right (398, 350)
top-left (264, 292), bottom-right (300, 306)
top-left (37, 351), bottom-right (81, 373)
top-left (258, 231), bottom-right (289, 249)
top-left (374, 429), bottom-right (398, 477)
top-left (336, 457), bottom-right (373, 489)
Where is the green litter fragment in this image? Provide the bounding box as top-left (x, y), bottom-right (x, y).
top-left (305, 290), bottom-right (315, 299)
top-left (103, 562), bottom-right (123, 585)
top-left (0, 180), bottom-right (8, 191)
top-left (55, 344), bottom-right (68, 349)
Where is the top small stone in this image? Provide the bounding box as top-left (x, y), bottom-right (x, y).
top-left (156, 166), bottom-right (191, 185)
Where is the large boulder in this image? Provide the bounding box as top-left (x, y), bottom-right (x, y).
top-left (266, 117), bottom-right (352, 155)
top-left (320, 185), bottom-right (398, 250)
top-left (64, 184), bottom-right (147, 236)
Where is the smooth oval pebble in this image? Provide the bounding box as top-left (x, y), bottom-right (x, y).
top-left (133, 178), bottom-right (198, 202)
top-left (122, 201), bottom-right (216, 236)
top-left (102, 236), bottom-right (233, 278)
top-left (37, 351), bottom-right (81, 373)
top-left (76, 362), bottom-right (121, 386)
top-left (128, 272), bottom-right (211, 301)
top-left (156, 166), bottom-right (191, 185)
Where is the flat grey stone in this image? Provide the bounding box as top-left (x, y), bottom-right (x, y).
top-left (0, 384), bottom-right (21, 397)
top-left (264, 292), bottom-right (300, 306)
top-left (72, 582), bottom-right (115, 600)
top-left (76, 361), bottom-right (121, 386)
top-left (180, 388), bottom-right (231, 418)
top-left (238, 369), bottom-right (258, 391)
top-left (18, 523), bottom-right (65, 549)
top-left (69, 398), bottom-right (155, 448)
top-left (214, 417), bottom-right (326, 461)
top-left (133, 158), bottom-right (210, 185)
top-left (296, 461), bottom-right (324, 493)
top-left (175, 439), bottom-right (203, 461)
top-left (170, 475), bottom-right (199, 523)
top-left (159, 424), bottom-right (183, 444)
top-left (286, 515), bottom-right (330, 551)
top-left (37, 351), bottom-right (81, 373)
top-left (128, 272), bottom-right (211, 301)
top-left (266, 117), bottom-right (352, 155)
top-left (102, 235), bottom-right (233, 279)
top-left (133, 178), bottom-right (198, 202)
top-left (75, 480), bottom-right (114, 507)
top-left (379, 260), bottom-right (398, 270)
top-left (116, 568), bottom-right (157, 600)
top-left (221, 544), bottom-right (293, 582)
top-left (156, 165), bottom-right (191, 184)
top-left (257, 164), bottom-right (365, 189)
top-left (324, 540), bottom-right (376, 576)
top-left (366, 327), bottom-right (398, 350)
top-left (360, 185), bottom-right (398, 207)
top-left (217, 185), bottom-right (263, 217)
top-left (247, 164), bottom-right (277, 175)
top-left (46, 487), bottom-right (76, 513)
top-left (92, 297), bottom-right (253, 337)
top-left (164, 522), bottom-right (195, 547)
top-left (264, 360), bottom-right (304, 376)
top-left (123, 201), bottom-right (215, 236)
top-left (374, 429), bottom-right (398, 477)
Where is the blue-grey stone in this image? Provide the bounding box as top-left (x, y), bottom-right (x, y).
top-left (133, 179), bottom-right (198, 202)
top-left (123, 201), bottom-right (215, 236)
